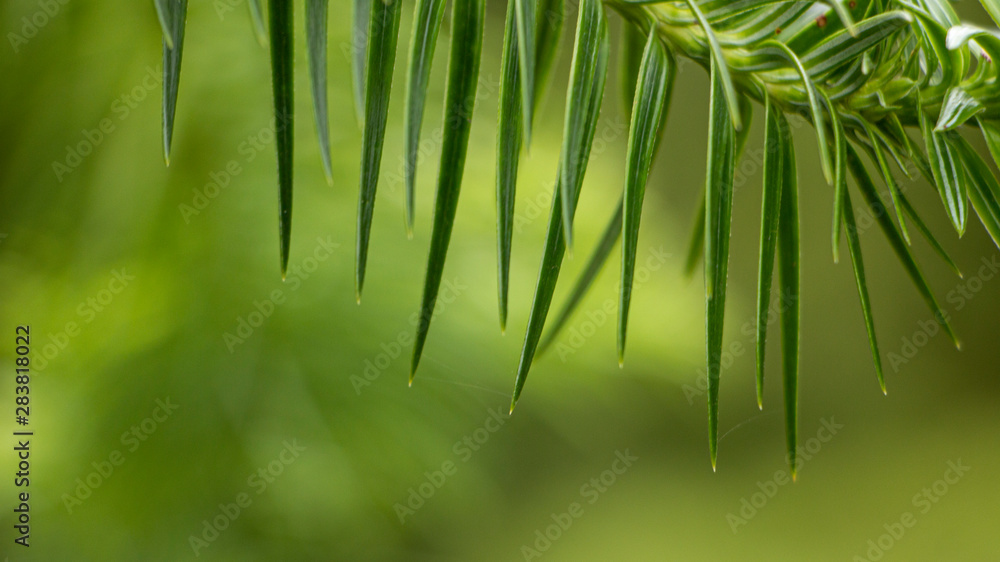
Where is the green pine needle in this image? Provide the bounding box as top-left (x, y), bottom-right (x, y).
top-left (159, 0), bottom-right (187, 166)
top-left (754, 98), bottom-right (785, 410)
top-left (268, 0), bottom-right (293, 277)
top-left (306, 0), bottom-right (333, 185)
top-left (403, 0), bottom-right (447, 236)
top-left (705, 57), bottom-right (736, 471)
top-left (356, 0), bottom-right (402, 299)
top-left (619, 30), bottom-right (673, 364)
top-left (411, 0), bottom-right (486, 382)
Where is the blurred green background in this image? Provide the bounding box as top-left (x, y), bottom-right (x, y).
top-left (2, 1), bottom-right (999, 560)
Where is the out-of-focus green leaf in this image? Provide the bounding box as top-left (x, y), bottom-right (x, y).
top-left (269, 0), bottom-right (294, 276)
top-left (754, 98), bottom-right (785, 410)
top-left (248, 0), bottom-right (267, 45)
top-left (620, 31), bottom-right (673, 363)
top-left (537, 199), bottom-right (623, 357)
top-left (684, 195), bottom-right (706, 278)
top-left (735, 95), bottom-right (753, 161)
top-left (776, 124), bottom-right (799, 479)
top-left (920, 105), bottom-right (968, 236)
top-left (829, 0), bottom-right (857, 35)
top-left (686, 0), bottom-right (742, 130)
top-left (705, 58), bottom-right (736, 471)
top-left (559, 0), bottom-right (609, 250)
top-left (841, 188), bottom-right (886, 394)
top-left (411, 0), bottom-right (486, 381)
top-left (403, 0), bottom-right (447, 235)
top-left (847, 144), bottom-right (960, 349)
top-left (159, 0), bottom-right (187, 166)
top-left (306, 0), bottom-right (333, 185)
top-left (153, 0), bottom-right (175, 49)
top-left (356, 0), bottom-right (402, 297)
top-left (352, 0), bottom-right (372, 125)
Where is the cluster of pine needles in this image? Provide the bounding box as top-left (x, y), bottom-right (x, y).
top-left (152, 0), bottom-right (1000, 474)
